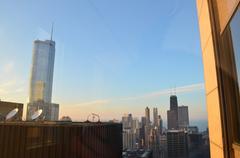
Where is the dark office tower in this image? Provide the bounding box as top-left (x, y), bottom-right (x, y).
top-left (167, 110), bottom-right (178, 130)
top-left (141, 116), bottom-right (146, 127)
top-left (167, 130), bottom-right (188, 158)
top-left (145, 107), bottom-right (150, 126)
top-left (178, 105), bottom-right (189, 129)
top-left (158, 115), bottom-right (163, 134)
top-left (140, 116), bottom-right (146, 148)
top-left (145, 107), bottom-right (151, 149)
top-left (170, 95), bottom-right (178, 111)
top-left (153, 107), bottom-right (158, 127)
top-left (167, 95), bottom-right (179, 129)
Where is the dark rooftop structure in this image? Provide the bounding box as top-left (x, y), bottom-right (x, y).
top-left (0, 121), bottom-right (122, 158)
top-left (0, 100), bottom-right (23, 121)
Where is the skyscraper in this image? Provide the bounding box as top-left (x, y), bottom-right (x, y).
top-left (178, 105), bottom-right (189, 129)
top-left (122, 113), bottom-right (133, 129)
top-left (123, 129), bottom-right (136, 149)
top-left (122, 114), bottom-right (140, 150)
top-left (132, 118), bottom-right (140, 130)
top-left (153, 107), bottom-right (158, 127)
top-left (27, 31), bottom-right (59, 121)
top-left (128, 114), bottom-right (133, 128)
top-left (144, 107), bottom-right (151, 149)
top-left (29, 39), bottom-right (55, 103)
top-left (145, 106), bottom-right (150, 126)
top-left (122, 114), bottom-right (129, 129)
top-left (140, 116), bottom-right (146, 148)
top-left (158, 115), bottom-right (163, 134)
top-left (167, 95), bottom-right (178, 129)
top-left (167, 130), bottom-right (188, 158)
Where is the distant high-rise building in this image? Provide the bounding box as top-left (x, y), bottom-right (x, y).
top-left (122, 114), bottom-right (133, 129)
top-left (158, 115), bottom-right (163, 134)
top-left (122, 114), bottom-right (140, 150)
top-left (128, 114), bottom-right (133, 128)
top-left (145, 107), bottom-right (150, 126)
top-left (132, 117), bottom-right (139, 130)
top-left (153, 107), bottom-right (158, 127)
top-left (140, 116), bottom-right (146, 148)
top-left (150, 127), bottom-right (161, 158)
top-left (122, 114), bottom-right (129, 129)
top-left (167, 130), bottom-right (188, 158)
top-left (167, 95), bottom-right (178, 129)
top-left (145, 107), bottom-right (151, 149)
top-left (167, 110), bottom-right (178, 130)
top-left (123, 128), bottom-right (136, 149)
top-left (144, 125), bottom-right (151, 149)
top-left (132, 117), bottom-right (140, 146)
top-left (27, 33), bottom-right (59, 121)
top-left (178, 105), bottom-right (189, 129)
top-left (141, 116), bottom-right (146, 127)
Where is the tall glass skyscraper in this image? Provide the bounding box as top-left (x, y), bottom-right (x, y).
top-left (29, 40), bottom-right (55, 103)
top-left (27, 38), bottom-right (59, 121)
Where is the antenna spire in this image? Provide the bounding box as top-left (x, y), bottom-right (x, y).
top-left (174, 85), bottom-right (176, 95)
top-left (51, 22), bottom-right (54, 41)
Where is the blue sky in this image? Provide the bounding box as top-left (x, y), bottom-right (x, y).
top-left (0, 0), bottom-right (207, 128)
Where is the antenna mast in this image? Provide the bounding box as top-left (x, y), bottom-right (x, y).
top-left (174, 85), bottom-right (177, 95)
top-left (51, 22), bottom-right (54, 41)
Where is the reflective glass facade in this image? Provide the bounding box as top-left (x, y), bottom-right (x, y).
top-left (230, 7), bottom-right (240, 96)
top-left (29, 40), bottom-right (55, 103)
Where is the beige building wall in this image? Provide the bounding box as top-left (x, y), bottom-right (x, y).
top-left (197, 0), bottom-right (240, 157)
top-left (197, 0), bottom-right (224, 157)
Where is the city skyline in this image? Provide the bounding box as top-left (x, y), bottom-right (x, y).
top-left (0, 0), bottom-right (239, 158)
top-left (0, 0), bottom-right (206, 123)
top-left (122, 102), bottom-right (209, 157)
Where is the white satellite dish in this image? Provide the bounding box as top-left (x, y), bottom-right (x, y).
top-left (6, 108), bottom-right (19, 121)
top-left (31, 109), bottom-right (43, 121)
